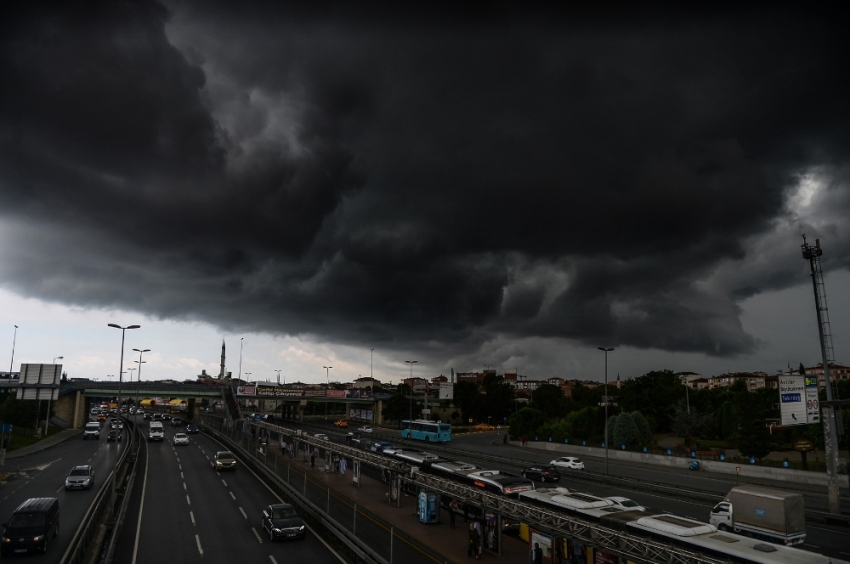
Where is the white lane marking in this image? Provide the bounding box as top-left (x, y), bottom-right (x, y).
top-left (239, 507), bottom-right (247, 519)
top-left (183, 482), bottom-right (187, 491)
top-left (187, 494), bottom-right (191, 505)
top-left (252, 527), bottom-right (263, 543)
top-left (804, 544), bottom-right (820, 549)
top-left (179, 464), bottom-right (182, 470)
top-left (269, 556), bottom-right (278, 564)
top-left (56, 486), bottom-right (65, 494)
top-left (181, 472), bottom-right (184, 480)
top-left (190, 511), bottom-right (196, 526)
top-left (221, 480), bottom-right (227, 487)
top-left (195, 534), bottom-right (204, 556)
top-left (229, 491), bottom-right (236, 500)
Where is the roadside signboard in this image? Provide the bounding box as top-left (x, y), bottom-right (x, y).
top-left (778, 375), bottom-right (806, 426)
top-left (804, 375), bottom-right (820, 424)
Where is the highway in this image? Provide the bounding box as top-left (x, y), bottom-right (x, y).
top-left (0, 417), bottom-right (123, 561)
top-left (112, 417), bottom-right (344, 564)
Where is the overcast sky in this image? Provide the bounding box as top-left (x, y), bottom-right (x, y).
top-left (1, 2), bottom-right (848, 386)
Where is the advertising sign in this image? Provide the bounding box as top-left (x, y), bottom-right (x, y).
top-left (439, 382), bottom-right (454, 400)
top-left (529, 529), bottom-right (552, 564)
top-left (804, 375), bottom-right (820, 424)
top-left (778, 376), bottom-right (806, 426)
top-left (16, 364), bottom-right (62, 401)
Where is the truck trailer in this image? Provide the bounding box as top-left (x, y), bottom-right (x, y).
top-left (710, 485), bottom-right (805, 545)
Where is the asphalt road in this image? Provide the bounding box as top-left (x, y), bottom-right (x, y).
top-left (0, 417), bottom-right (123, 561)
top-left (113, 417), bottom-right (344, 564)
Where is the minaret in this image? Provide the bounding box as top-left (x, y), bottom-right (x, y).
top-left (219, 340), bottom-right (226, 378)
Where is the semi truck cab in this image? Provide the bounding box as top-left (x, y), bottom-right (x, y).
top-left (709, 501), bottom-right (732, 530)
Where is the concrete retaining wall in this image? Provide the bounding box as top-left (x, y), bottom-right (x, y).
top-left (523, 440), bottom-right (849, 488)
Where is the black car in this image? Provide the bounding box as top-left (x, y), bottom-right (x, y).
top-left (107, 429), bottom-right (122, 442)
top-left (161, 414), bottom-right (171, 421)
top-left (143, 412), bottom-right (152, 420)
top-left (171, 417), bottom-right (182, 426)
top-left (521, 465), bottom-right (561, 483)
top-left (186, 423), bottom-right (199, 434)
top-left (261, 503), bottom-right (306, 541)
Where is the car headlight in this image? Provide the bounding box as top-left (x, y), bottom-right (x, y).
top-left (272, 528), bottom-right (281, 533)
top-left (299, 525), bottom-right (305, 531)
top-left (83, 479), bottom-right (91, 484)
top-left (33, 535), bottom-right (43, 542)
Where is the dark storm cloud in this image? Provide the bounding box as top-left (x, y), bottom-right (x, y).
top-left (1, 1), bottom-right (849, 359)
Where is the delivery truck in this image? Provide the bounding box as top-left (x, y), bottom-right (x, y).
top-left (709, 485), bottom-right (805, 545)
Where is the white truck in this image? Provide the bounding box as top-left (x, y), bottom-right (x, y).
top-left (148, 421), bottom-right (164, 442)
top-left (709, 485), bottom-right (805, 545)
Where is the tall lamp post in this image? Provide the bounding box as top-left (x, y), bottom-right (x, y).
top-left (108, 323), bottom-right (140, 515)
top-left (9, 325), bottom-right (18, 376)
top-left (323, 366), bottom-right (332, 417)
top-left (405, 360), bottom-right (417, 433)
top-left (43, 356), bottom-right (63, 436)
top-left (133, 348), bottom-right (150, 414)
top-left (239, 337), bottom-right (244, 381)
top-left (275, 369), bottom-right (282, 385)
top-left (598, 347), bottom-right (614, 476)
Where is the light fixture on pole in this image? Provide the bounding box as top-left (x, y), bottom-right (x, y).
top-left (133, 348), bottom-right (150, 415)
top-left (275, 369), bottom-right (282, 385)
top-left (323, 366), bottom-right (332, 417)
top-left (598, 347), bottom-right (615, 476)
top-left (9, 325), bottom-right (18, 376)
top-left (42, 356), bottom-right (63, 436)
top-left (244, 372), bottom-right (252, 384)
top-left (108, 323), bottom-right (140, 515)
top-left (239, 337), bottom-right (244, 381)
top-left (405, 360), bottom-right (417, 434)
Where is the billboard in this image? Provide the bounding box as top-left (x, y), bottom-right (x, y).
top-left (778, 376), bottom-right (806, 426)
top-left (438, 382), bottom-right (454, 400)
top-left (16, 364), bottom-right (62, 401)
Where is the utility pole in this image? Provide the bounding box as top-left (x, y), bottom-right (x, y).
top-left (802, 236), bottom-right (841, 513)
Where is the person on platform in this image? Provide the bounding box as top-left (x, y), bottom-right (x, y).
top-left (467, 522), bottom-right (480, 559)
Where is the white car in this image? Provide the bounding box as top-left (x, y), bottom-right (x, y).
top-left (606, 496), bottom-right (645, 511)
top-left (549, 456), bottom-right (585, 470)
top-left (173, 433), bottom-right (190, 446)
top-left (357, 426), bottom-right (373, 433)
top-left (314, 433), bottom-right (329, 440)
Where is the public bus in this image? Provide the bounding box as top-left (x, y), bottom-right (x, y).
top-left (400, 419), bottom-right (452, 442)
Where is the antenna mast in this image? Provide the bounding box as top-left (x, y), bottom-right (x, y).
top-left (801, 235), bottom-right (840, 513)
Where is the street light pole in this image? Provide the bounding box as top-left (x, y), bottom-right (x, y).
top-left (598, 347), bottom-right (614, 476)
top-left (323, 366), bottom-right (332, 417)
top-left (43, 356), bottom-right (63, 436)
top-left (108, 323), bottom-right (140, 516)
top-left (370, 348), bottom-right (374, 380)
top-left (275, 369), bottom-right (282, 385)
top-left (9, 325), bottom-right (18, 376)
top-left (239, 337), bottom-right (244, 381)
top-left (132, 348), bottom-right (150, 414)
top-left (405, 360), bottom-right (417, 433)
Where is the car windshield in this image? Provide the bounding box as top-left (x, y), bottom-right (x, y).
top-left (272, 508), bottom-right (298, 519)
top-left (70, 468), bottom-right (89, 476)
top-left (9, 512), bottom-right (46, 527)
top-left (619, 499), bottom-right (639, 507)
top-left (175, 434), bottom-right (187, 439)
top-left (218, 452), bottom-right (234, 460)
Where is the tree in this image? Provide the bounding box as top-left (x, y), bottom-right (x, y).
top-left (509, 407), bottom-right (547, 439)
top-left (453, 381), bottom-right (482, 423)
top-left (732, 387), bottom-right (779, 458)
top-left (671, 403), bottom-right (715, 445)
top-left (613, 413), bottom-right (640, 447)
top-left (617, 370), bottom-right (685, 433)
top-left (631, 411), bottom-right (653, 444)
top-left (532, 384), bottom-right (568, 420)
top-left (381, 393), bottom-right (411, 426)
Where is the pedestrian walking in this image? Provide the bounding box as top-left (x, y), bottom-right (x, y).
top-left (288, 443), bottom-right (294, 458)
top-left (310, 447), bottom-right (317, 467)
top-left (449, 499), bottom-right (458, 529)
top-left (503, 433), bottom-right (507, 445)
top-left (521, 435), bottom-right (526, 448)
top-left (467, 522), bottom-right (480, 559)
top-left (474, 518), bottom-right (483, 557)
top-left (339, 456), bottom-right (347, 475)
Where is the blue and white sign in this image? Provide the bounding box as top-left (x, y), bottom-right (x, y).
top-left (778, 376), bottom-right (806, 426)
top-left (805, 375), bottom-right (820, 424)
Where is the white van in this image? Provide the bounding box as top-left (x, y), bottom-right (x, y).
top-left (148, 421), bottom-right (164, 442)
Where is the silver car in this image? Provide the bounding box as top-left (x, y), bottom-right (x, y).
top-left (65, 465), bottom-right (95, 490)
top-left (173, 432), bottom-right (190, 446)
